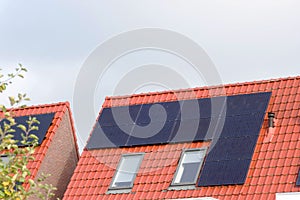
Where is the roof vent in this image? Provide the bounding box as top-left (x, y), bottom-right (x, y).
top-left (268, 112), bottom-right (275, 128)
top-left (264, 112), bottom-right (276, 143)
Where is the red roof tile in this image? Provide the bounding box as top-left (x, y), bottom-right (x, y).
top-left (64, 76), bottom-right (300, 199)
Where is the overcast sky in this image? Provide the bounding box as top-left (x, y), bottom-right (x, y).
top-left (1, 0), bottom-right (299, 150)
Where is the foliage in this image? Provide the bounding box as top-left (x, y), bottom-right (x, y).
top-left (0, 65), bottom-right (57, 199)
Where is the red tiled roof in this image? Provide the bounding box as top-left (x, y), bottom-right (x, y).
top-left (6, 102), bottom-right (79, 184)
top-left (64, 76), bottom-right (300, 199)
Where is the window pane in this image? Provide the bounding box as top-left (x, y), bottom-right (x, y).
top-left (179, 162), bottom-right (200, 183)
top-left (173, 149), bottom-right (206, 185)
top-left (182, 151), bottom-right (204, 163)
top-left (111, 154), bottom-right (143, 188)
top-left (1, 156), bottom-right (9, 164)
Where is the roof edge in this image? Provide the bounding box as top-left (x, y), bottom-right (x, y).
top-left (7, 101), bottom-right (71, 112)
top-left (64, 103), bottom-right (80, 159)
top-left (105, 75), bottom-right (300, 101)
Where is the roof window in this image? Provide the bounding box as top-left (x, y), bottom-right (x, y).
top-left (172, 148), bottom-right (207, 186)
top-left (109, 153), bottom-right (144, 190)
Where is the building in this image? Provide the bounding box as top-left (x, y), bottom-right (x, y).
top-left (64, 76), bottom-right (300, 199)
top-left (1, 102), bottom-right (79, 199)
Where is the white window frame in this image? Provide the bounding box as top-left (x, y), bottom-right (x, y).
top-left (171, 148), bottom-right (207, 186)
top-left (109, 153), bottom-right (144, 190)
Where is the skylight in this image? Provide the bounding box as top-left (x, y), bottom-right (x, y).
top-left (172, 148), bottom-right (207, 186)
top-left (110, 153), bottom-right (144, 189)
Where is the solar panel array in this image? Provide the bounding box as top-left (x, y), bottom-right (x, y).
top-left (87, 92), bottom-right (271, 186)
top-left (88, 96), bottom-right (225, 149)
top-left (0, 113), bottom-right (55, 146)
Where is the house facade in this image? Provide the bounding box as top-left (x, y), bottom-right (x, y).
top-left (64, 76), bottom-right (300, 200)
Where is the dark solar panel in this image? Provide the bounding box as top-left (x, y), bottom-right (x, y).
top-left (126, 121), bottom-right (178, 146)
top-left (205, 136), bottom-right (257, 162)
top-left (169, 118), bottom-right (211, 143)
top-left (0, 113), bottom-right (55, 146)
top-left (99, 105), bottom-right (142, 126)
top-left (86, 123), bottom-right (119, 148)
top-left (198, 92), bottom-right (271, 186)
top-left (297, 170), bottom-right (300, 186)
top-left (219, 113), bottom-right (264, 138)
top-left (199, 159), bottom-right (251, 186)
top-left (225, 92), bottom-right (271, 116)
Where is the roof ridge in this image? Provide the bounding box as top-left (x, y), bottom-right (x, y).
top-left (105, 75), bottom-right (300, 101)
top-left (8, 101), bottom-right (70, 112)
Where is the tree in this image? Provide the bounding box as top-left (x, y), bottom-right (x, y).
top-left (0, 65), bottom-right (57, 199)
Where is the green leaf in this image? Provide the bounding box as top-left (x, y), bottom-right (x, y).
top-left (29, 134), bottom-right (38, 140)
top-left (0, 104), bottom-right (7, 112)
top-left (21, 67), bottom-right (27, 72)
top-left (19, 177), bottom-right (25, 183)
top-left (17, 124), bottom-right (27, 132)
top-left (0, 190), bottom-right (5, 197)
top-left (8, 96), bottom-right (15, 106)
top-left (28, 179), bottom-right (35, 186)
top-left (6, 129), bottom-right (16, 133)
top-left (0, 83), bottom-right (6, 92)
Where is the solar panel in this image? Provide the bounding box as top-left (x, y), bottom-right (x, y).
top-left (219, 114), bottom-right (264, 138)
top-left (99, 105), bottom-right (141, 126)
top-left (169, 118), bottom-right (211, 143)
top-left (86, 123), bottom-right (118, 149)
top-left (205, 136), bottom-right (257, 162)
top-left (126, 121), bottom-right (178, 146)
top-left (296, 170), bottom-right (300, 186)
top-left (198, 92), bottom-right (271, 186)
top-left (225, 92), bottom-right (271, 116)
top-left (199, 159), bottom-right (251, 186)
top-left (0, 113), bottom-right (55, 146)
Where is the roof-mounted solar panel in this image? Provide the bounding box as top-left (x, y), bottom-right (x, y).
top-left (0, 113), bottom-right (55, 146)
top-left (198, 92), bottom-right (271, 186)
top-left (296, 170), bottom-right (300, 186)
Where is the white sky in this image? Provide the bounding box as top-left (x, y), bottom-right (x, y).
top-left (0, 0), bottom-right (300, 150)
